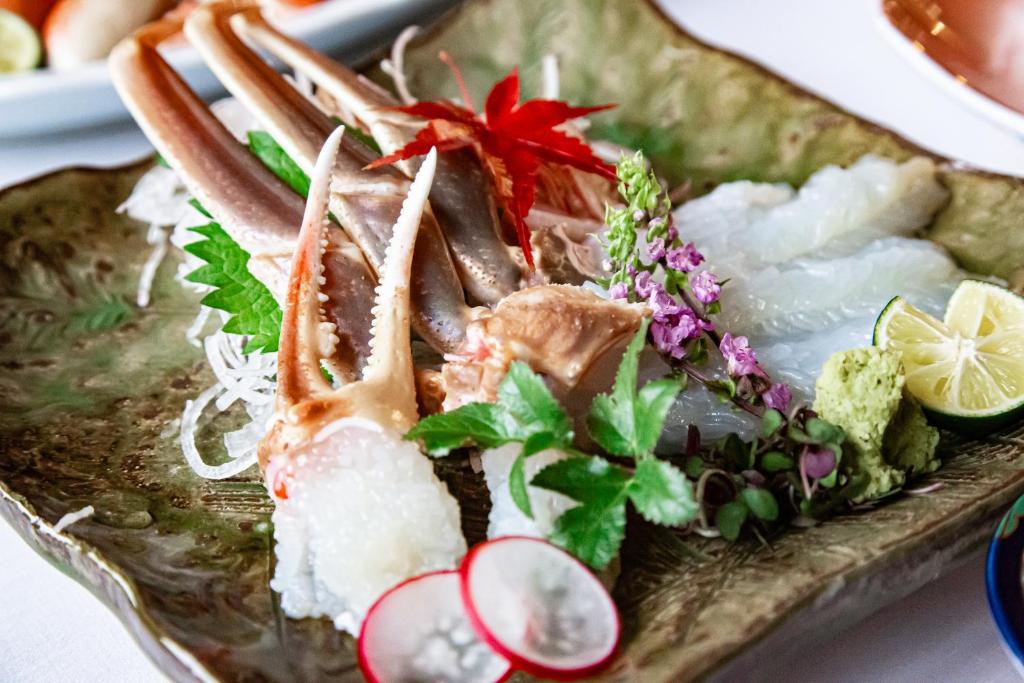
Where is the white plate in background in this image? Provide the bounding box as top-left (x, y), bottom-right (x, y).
top-left (868, 0), bottom-right (1024, 140)
top-left (0, 0), bottom-right (455, 138)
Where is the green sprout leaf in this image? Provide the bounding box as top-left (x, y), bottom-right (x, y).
top-left (805, 417), bottom-right (845, 446)
top-left (184, 222), bottom-right (282, 354)
top-left (715, 500), bottom-right (749, 541)
top-left (761, 409), bottom-right (784, 438)
top-left (761, 451), bottom-right (794, 472)
top-left (740, 488), bottom-right (779, 522)
top-left (628, 459), bottom-right (698, 525)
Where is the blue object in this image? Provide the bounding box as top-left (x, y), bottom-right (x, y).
top-left (986, 496), bottom-right (1024, 672)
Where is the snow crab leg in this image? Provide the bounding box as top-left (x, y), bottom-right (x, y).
top-left (261, 135), bottom-right (465, 632)
top-left (231, 7), bottom-right (525, 306)
top-left (183, 3), bottom-right (470, 352)
top-left (109, 17), bottom-right (376, 380)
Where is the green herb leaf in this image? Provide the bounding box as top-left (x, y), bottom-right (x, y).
top-left (761, 451), bottom-right (794, 472)
top-left (184, 222), bottom-right (282, 354)
top-left (404, 402), bottom-right (513, 456)
top-left (248, 131), bottom-right (311, 197)
top-left (508, 452), bottom-right (533, 518)
top-left (628, 459), bottom-right (698, 525)
top-left (548, 501), bottom-right (626, 570)
top-left (740, 488), bottom-right (779, 522)
top-left (532, 455), bottom-right (632, 568)
top-left (531, 455), bottom-right (632, 504)
top-left (499, 362), bottom-right (573, 443)
top-left (588, 320), bottom-right (684, 457)
top-left (715, 500), bottom-right (749, 541)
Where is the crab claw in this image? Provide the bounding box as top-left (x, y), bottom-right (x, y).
top-left (231, 7), bottom-right (526, 305)
top-left (109, 17), bottom-right (375, 381)
top-left (184, 3), bottom-right (471, 352)
top-left (262, 139), bottom-right (466, 634)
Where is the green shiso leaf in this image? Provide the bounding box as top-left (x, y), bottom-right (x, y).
top-left (248, 131), bottom-right (311, 197)
top-left (184, 222), bottom-right (282, 354)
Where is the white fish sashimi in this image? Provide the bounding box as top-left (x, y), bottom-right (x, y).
top-left (661, 154), bottom-right (959, 442)
top-left (675, 155), bottom-right (949, 277)
top-left (718, 237), bottom-right (961, 338)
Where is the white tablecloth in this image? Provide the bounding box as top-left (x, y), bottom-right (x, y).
top-left (1, 1), bottom-right (1022, 681)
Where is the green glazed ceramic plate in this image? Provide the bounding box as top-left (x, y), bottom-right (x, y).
top-left (2, 1), bottom-right (1023, 681)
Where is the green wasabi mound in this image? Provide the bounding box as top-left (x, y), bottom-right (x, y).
top-left (813, 347), bottom-right (940, 502)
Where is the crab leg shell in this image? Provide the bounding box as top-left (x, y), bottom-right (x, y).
top-left (274, 141), bottom-right (436, 442)
top-left (234, 8), bottom-right (525, 306)
top-left (110, 18), bottom-right (298, 255)
top-left (185, 4), bottom-right (469, 352)
top-left (275, 126), bottom-right (346, 409)
top-left (110, 19), bottom-right (375, 381)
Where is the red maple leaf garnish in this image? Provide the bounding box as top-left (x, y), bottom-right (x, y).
top-left (367, 56), bottom-right (616, 268)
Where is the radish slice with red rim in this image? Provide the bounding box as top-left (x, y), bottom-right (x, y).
top-left (358, 570), bottom-right (512, 683)
top-left (460, 536), bottom-right (620, 680)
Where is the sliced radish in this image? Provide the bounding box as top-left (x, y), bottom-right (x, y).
top-left (460, 537), bottom-right (620, 680)
top-left (358, 570), bottom-right (512, 683)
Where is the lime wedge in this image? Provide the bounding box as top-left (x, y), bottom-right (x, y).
top-left (0, 9), bottom-right (41, 74)
top-left (873, 281), bottom-right (1024, 433)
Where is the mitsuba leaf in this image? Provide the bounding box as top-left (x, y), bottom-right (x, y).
top-left (404, 402), bottom-right (513, 456)
top-left (498, 362), bottom-right (573, 443)
top-left (548, 502), bottom-right (626, 570)
top-left (628, 459), bottom-right (698, 525)
top-left (184, 222), bottom-right (282, 354)
top-left (588, 320), bottom-right (683, 457)
top-left (508, 453), bottom-right (533, 518)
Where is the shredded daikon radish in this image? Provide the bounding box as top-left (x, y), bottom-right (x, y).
top-left (542, 54), bottom-right (559, 100)
top-left (179, 328), bottom-right (277, 480)
top-left (380, 25), bottom-right (420, 105)
top-left (54, 505), bottom-right (95, 532)
top-left (121, 113), bottom-right (282, 483)
top-left (136, 223), bottom-right (169, 307)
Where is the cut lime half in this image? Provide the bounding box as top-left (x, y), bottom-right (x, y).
top-left (874, 281), bottom-right (1024, 433)
top-left (0, 9), bottom-right (41, 74)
